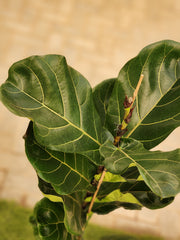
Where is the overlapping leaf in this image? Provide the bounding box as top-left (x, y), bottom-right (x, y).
top-left (96, 171), bottom-right (174, 210)
top-left (119, 181), bottom-right (174, 209)
top-left (0, 41), bottom-right (180, 239)
top-left (38, 176), bottom-right (63, 200)
top-left (31, 198), bottom-right (75, 240)
top-left (38, 177), bottom-right (87, 235)
top-left (93, 168), bottom-right (140, 199)
top-left (105, 40), bottom-right (180, 149)
top-left (62, 192), bottom-right (87, 235)
top-left (85, 189), bottom-right (142, 214)
top-left (0, 55), bottom-right (103, 156)
top-left (93, 78), bottom-right (117, 127)
top-left (89, 170), bottom-right (173, 213)
top-left (100, 138), bottom-right (180, 198)
top-left (25, 122), bottom-right (96, 195)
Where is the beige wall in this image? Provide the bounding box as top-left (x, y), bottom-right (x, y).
top-left (0, 0), bottom-right (180, 239)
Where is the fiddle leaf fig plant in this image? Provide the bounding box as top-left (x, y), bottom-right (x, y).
top-left (0, 40), bottom-right (180, 240)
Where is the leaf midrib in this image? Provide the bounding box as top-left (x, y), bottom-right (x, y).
top-left (126, 46), bottom-right (179, 137)
top-left (5, 81), bottom-right (101, 146)
top-left (118, 148), bottom-right (163, 196)
top-left (127, 68), bottom-right (179, 138)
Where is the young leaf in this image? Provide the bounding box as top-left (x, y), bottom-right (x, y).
top-left (85, 189), bottom-right (142, 214)
top-left (93, 168), bottom-right (139, 199)
top-left (25, 122), bottom-right (96, 195)
top-left (0, 55), bottom-right (103, 153)
top-left (100, 138), bottom-right (180, 198)
top-left (31, 198), bottom-right (75, 240)
top-left (106, 40), bottom-right (180, 149)
top-left (93, 170), bottom-right (173, 210)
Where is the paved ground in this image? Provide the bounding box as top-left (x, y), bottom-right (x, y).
top-left (0, 0), bottom-right (180, 239)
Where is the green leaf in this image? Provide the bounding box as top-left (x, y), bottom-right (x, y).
top-left (42, 193), bottom-right (63, 203)
top-left (31, 198), bottom-right (75, 240)
top-left (121, 166), bottom-right (141, 182)
top-left (62, 192), bottom-right (87, 235)
top-left (92, 170), bottom-right (173, 211)
top-left (0, 55), bottom-right (103, 155)
top-left (29, 215), bottom-right (41, 240)
top-left (94, 171), bottom-right (126, 183)
top-left (25, 122), bottom-right (96, 195)
top-left (106, 40), bottom-right (180, 149)
top-left (120, 181), bottom-right (174, 209)
top-left (100, 138), bottom-right (180, 198)
top-left (94, 169), bottom-right (138, 199)
top-left (38, 176), bottom-right (62, 198)
top-left (38, 177), bottom-right (87, 235)
top-left (93, 78), bottom-right (117, 127)
top-left (85, 189), bottom-right (142, 214)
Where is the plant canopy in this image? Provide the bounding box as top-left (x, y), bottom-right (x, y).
top-left (0, 40), bottom-right (180, 239)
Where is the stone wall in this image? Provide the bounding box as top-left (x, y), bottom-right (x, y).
top-left (0, 0), bottom-right (180, 239)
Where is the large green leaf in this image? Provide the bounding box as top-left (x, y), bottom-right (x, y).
top-left (31, 198), bottom-right (75, 240)
top-left (100, 138), bottom-right (180, 198)
top-left (38, 176), bottom-right (63, 200)
top-left (29, 216), bottom-right (41, 240)
top-left (93, 168), bottom-right (139, 199)
top-left (120, 181), bottom-right (174, 209)
top-left (62, 192), bottom-right (87, 235)
top-left (93, 78), bottom-right (117, 127)
top-left (106, 40), bottom-right (180, 149)
top-left (25, 122), bottom-right (96, 195)
top-left (38, 176), bottom-right (63, 203)
top-left (38, 177), bottom-right (87, 236)
top-left (96, 174), bottom-right (174, 210)
top-left (92, 170), bottom-right (173, 211)
top-left (0, 55), bottom-right (103, 155)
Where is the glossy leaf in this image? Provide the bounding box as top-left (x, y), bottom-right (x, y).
top-left (29, 215), bottom-right (41, 240)
top-left (121, 166), bottom-right (140, 182)
top-left (0, 41), bottom-right (180, 237)
top-left (62, 192), bottom-right (87, 235)
top-left (0, 55), bottom-right (103, 155)
top-left (96, 172), bottom-right (174, 210)
top-left (120, 181), bottom-right (174, 209)
top-left (100, 138), bottom-right (180, 198)
top-left (106, 40), bottom-right (180, 149)
top-left (93, 78), bottom-right (117, 127)
top-left (93, 170), bottom-right (173, 211)
top-left (85, 189), bottom-right (142, 214)
top-left (94, 168), bottom-right (139, 199)
top-left (31, 198), bottom-right (75, 240)
top-left (38, 177), bottom-right (87, 236)
top-left (38, 176), bottom-right (63, 202)
top-left (38, 176), bottom-right (62, 199)
top-left (25, 122), bottom-right (96, 195)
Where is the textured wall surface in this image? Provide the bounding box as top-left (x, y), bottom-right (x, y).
top-left (0, 0), bottom-right (180, 239)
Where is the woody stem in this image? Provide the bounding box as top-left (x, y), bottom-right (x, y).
top-left (88, 168), bottom-right (107, 214)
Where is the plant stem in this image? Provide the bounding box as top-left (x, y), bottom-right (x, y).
top-left (88, 168), bottom-right (107, 214)
top-left (87, 74), bottom-right (144, 215)
top-left (130, 74), bottom-right (144, 108)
